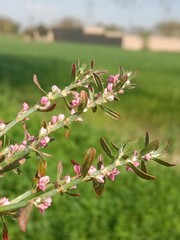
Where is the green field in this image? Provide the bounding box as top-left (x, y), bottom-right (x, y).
top-left (0, 36), bottom-right (180, 240)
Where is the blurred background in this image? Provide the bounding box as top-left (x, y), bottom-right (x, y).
top-left (0, 0), bottom-right (180, 239)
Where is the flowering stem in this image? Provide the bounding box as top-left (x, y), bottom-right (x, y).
top-left (0, 158), bottom-right (125, 215)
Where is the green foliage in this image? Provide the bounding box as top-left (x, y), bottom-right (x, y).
top-left (0, 36), bottom-right (179, 239)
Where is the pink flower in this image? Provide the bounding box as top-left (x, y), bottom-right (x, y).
top-left (107, 168), bottom-right (120, 181)
top-left (52, 85), bottom-right (61, 93)
top-left (40, 96), bottom-right (50, 107)
top-left (22, 102), bottom-right (29, 112)
top-left (142, 153), bottom-right (152, 161)
top-left (0, 197), bottom-right (9, 206)
top-left (37, 176), bottom-right (50, 191)
top-left (70, 91), bottom-right (81, 108)
top-left (88, 166), bottom-right (105, 183)
top-left (107, 83), bottom-right (113, 92)
top-left (51, 115), bottom-right (59, 125)
top-left (71, 159), bottom-right (81, 176)
top-left (39, 136), bottom-right (50, 147)
top-left (88, 166), bottom-right (97, 175)
top-left (126, 161), bottom-right (140, 172)
top-left (107, 74), bottom-right (119, 84)
top-left (34, 197), bottom-right (52, 214)
top-left (0, 122), bottom-right (5, 131)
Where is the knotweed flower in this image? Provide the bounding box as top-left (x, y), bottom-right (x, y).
top-left (37, 176), bottom-right (50, 191)
top-left (0, 197), bottom-right (9, 206)
top-left (34, 197), bottom-right (52, 214)
top-left (40, 96), bottom-right (50, 108)
top-left (107, 168), bottom-right (120, 181)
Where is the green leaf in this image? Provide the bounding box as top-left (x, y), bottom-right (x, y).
top-left (37, 103), bottom-right (56, 112)
top-left (141, 160), bottom-right (147, 173)
top-left (140, 140), bottom-right (160, 156)
top-left (93, 72), bottom-right (104, 92)
top-left (93, 179), bottom-right (105, 197)
top-left (2, 218), bottom-right (9, 240)
top-left (63, 97), bottom-right (72, 110)
top-left (64, 125), bottom-right (70, 139)
top-left (128, 162), bottom-right (156, 180)
top-left (155, 141), bottom-right (171, 155)
top-left (122, 139), bottom-right (139, 154)
top-left (100, 106), bottom-right (121, 120)
top-left (100, 138), bottom-right (115, 161)
top-left (152, 158), bottom-right (175, 167)
top-left (78, 90), bottom-right (88, 112)
top-left (82, 148), bottom-right (96, 177)
top-left (114, 75), bottom-right (128, 91)
top-left (33, 74), bottom-right (47, 94)
top-left (145, 132), bottom-right (150, 146)
top-left (18, 203), bottom-right (33, 232)
top-left (111, 142), bottom-right (119, 150)
top-left (119, 66), bottom-right (124, 79)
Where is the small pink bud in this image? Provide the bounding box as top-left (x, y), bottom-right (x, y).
top-left (37, 176), bottom-right (50, 191)
top-left (74, 164), bottom-right (81, 175)
top-left (22, 102), bottom-right (29, 112)
top-left (0, 197), bottom-right (9, 206)
top-left (0, 122), bottom-right (5, 131)
top-left (39, 127), bottom-right (48, 137)
top-left (40, 96), bottom-right (50, 107)
top-left (107, 74), bottom-right (119, 84)
top-left (58, 114), bottom-right (65, 122)
top-left (34, 197), bottom-right (52, 214)
top-left (51, 115), bottom-right (58, 125)
top-left (39, 136), bottom-right (50, 147)
top-left (52, 85), bottom-right (61, 93)
top-left (143, 153), bottom-right (152, 161)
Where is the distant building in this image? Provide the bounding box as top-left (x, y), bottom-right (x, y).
top-left (24, 25), bottom-right (180, 52)
top-left (24, 25), bottom-right (122, 46)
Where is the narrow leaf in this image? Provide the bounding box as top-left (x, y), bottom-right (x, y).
top-left (33, 74), bottom-right (47, 94)
top-left (155, 141), bottom-right (171, 155)
top-left (63, 97), bottom-right (72, 110)
top-left (64, 125), bottom-right (70, 139)
top-left (71, 63), bottom-right (76, 82)
top-left (145, 132), bottom-right (150, 146)
top-left (2, 219), bottom-right (9, 240)
top-left (100, 137), bottom-right (115, 161)
top-left (140, 140), bottom-right (160, 156)
top-left (66, 192), bottom-right (81, 197)
top-left (152, 158), bottom-right (175, 167)
top-left (37, 103), bottom-right (56, 112)
top-left (111, 142), bottom-right (119, 150)
top-left (18, 203), bottom-right (33, 232)
top-left (93, 179), bottom-right (105, 197)
top-left (114, 75), bottom-right (128, 91)
top-left (78, 90), bottom-right (88, 112)
top-left (128, 162), bottom-right (156, 180)
top-left (123, 139), bottom-right (139, 154)
top-left (93, 72), bottom-right (104, 92)
top-left (82, 148), bottom-right (96, 177)
top-left (100, 106), bottom-right (121, 120)
top-left (57, 161), bottom-right (63, 184)
top-left (141, 160), bottom-right (147, 173)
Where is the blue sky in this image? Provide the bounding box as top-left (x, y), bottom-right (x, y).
top-left (0, 0), bottom-right (180, 30)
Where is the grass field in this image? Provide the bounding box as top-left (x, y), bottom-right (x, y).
top-left (0, 36), bottom-right (180, 240)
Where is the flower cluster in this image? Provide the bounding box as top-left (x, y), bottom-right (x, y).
top-left (0, 62), bottom-right (175, 239)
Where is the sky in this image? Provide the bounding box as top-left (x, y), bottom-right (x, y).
top-left (0, 0), bottom-right (180, 30)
